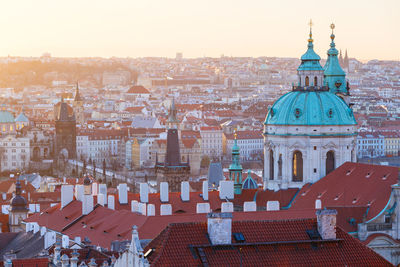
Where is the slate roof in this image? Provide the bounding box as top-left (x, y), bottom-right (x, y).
top-left (208, 162), bottom-right (223, 187)
top-left (145, 219), bottom-right (392, 266)
top-left (0, 110), bottom-right (15, 123)
top-left (0, 231), bottom-right (44, 260)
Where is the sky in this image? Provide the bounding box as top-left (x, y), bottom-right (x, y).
top-left (0, 0), bottom-right (398, 60)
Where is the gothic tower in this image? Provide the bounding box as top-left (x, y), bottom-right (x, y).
top-left (55, 98), bottom-right (77, 159)
top-left (73, 82), bottom-right (84, 125)
top-left (155, 128), bottom-right (190, 192)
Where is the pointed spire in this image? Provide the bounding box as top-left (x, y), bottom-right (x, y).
top-left (74, 82), bottom-right (82, 102)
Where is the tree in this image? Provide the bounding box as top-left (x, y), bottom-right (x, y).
top-left (103, 159), bottom-right (106, 177)
top-left (200, 155), bottom-right (211, 168)
top-left (83, 159), bottom-right (87, 175)
top-left (93, 161), bottom-right (96, 178)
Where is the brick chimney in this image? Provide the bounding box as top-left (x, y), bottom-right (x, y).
top-left (316, 209), bottom-right (337, 239)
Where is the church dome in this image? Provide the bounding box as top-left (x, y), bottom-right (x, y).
top-left (264, 90), bottom-right (357, 126)
top-left (9, 181), bottom-right (28, 212)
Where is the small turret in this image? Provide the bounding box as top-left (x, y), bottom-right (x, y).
top-left (323, 23), bottom-right (349, 97)
top-left (229, 132), bottom-right (243, 195)
top-left (9, 179), bottom-right (29, 232)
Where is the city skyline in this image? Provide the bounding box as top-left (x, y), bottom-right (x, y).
top-left (0, 0), bottom-right (398, 60)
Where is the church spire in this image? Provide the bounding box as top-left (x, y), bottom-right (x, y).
top-left (297, 20), bottom-right (324, 88)
top-left (74, 82), bottom-right (82, 102)
top-left (166, 97), bottom-right (179, 129)
top-left (324, 23), bottom-right (348, 96)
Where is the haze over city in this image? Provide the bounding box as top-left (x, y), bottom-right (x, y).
top-left (0, 1), bottom-right (400, 266)
top-left (0, 0), bottom-right (399, 60)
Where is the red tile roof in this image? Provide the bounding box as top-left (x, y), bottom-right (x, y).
top-left (12, 258), bottom-right (49, 267)
top-left (290, 162), bottom-right (398, 222)
top-left (145, 218), bottom-right (392, 266)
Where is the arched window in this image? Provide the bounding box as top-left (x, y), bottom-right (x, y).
top-left (305, 76), bottom-right (309, 86)
top-left (269, 149), bottom-right (274, 180)
top-left (314, 76), bottom-right (318, 86)
top-left (292, 151), bottom-right (303, 182)
top-left (326, 151), bottom-right (335, 175)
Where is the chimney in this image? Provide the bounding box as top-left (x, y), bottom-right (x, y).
top-left (118, 183), bottom-right (128, 204)
top-left (33, 222), bottom-right (40, 234)
top-left (160, 204), bottom-right (172, 215)
top-left (62, 235), bottom-right (69, 248)
top-left (243, 201), bottom-right (256, 212)
top-left (196, 203), bottom-right (210, 213)
top-left (92, 183), bottom-right (98, 196)
top-left (219, 181), bottom-right (234, 200)
top-left (98, 184), bottom-right (107, 204)
top-left (2, 193), bottom-right (6, 200)
top-left (316, 209), bottom-right (337, 239)
top-left (97, 194), bottom-right (105, 206)
top-left (315, 199), bottom-right (322, 209)
top-left (61, 185), bottom-right (74, 209)
top-left (181, 181), bottom-right (189, 202)
top-left (207, 212), bottom-right (232, 245)
top-left (140, 183), bottom-right (149, 203)
top-left (221, 202), bottom-right (233, 213)
top-left (40, 226), bottom-right (46, 236)
top-left (160, 182), bottom-right (169, 202)
top-left (131, 200), bottom-right (139, 213)
top-left (108, 195), bottom-right (115, 210)
top-left (266, 201), bottom-right (280, 211)
top-left (147, 204), bottom-right (155, 216)
top-left (138, 203), bottom-right (147, 216)
top-left (74, 185), bottom-right (84, 201)
top-left (202, 181), bottom-right (208, 201)
top-left (82, 194), bottom-right (94, 215)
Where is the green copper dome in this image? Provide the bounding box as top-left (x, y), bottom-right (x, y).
top-left (297, 30), bottom-right (324, 72)
top-left (264, 90), bottom-right (357, 126)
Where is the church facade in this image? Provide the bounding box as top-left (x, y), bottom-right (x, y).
top-left (263, 24), bottom-right (357, 190)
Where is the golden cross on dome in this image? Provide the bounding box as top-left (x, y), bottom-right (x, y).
top-left (308, 19), bottom-right (313, 30)
top-left (330, 23), bottom-right (335, 34)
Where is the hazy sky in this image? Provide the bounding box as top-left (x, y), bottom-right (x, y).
top-left (0, 0), bottom-right (398, 60)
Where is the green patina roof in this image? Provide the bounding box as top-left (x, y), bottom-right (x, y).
top-left (324, 33), bottom-right (347, 94)
top-left (264, 90), bottom-right (357, 126)
top-left (0, 111), bottom-right (15, 123)
top-left (297, 31), bottom-right (324, 71)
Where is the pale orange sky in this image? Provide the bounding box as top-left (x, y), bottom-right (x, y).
top-left (0, 0), bottom-right (398, 60)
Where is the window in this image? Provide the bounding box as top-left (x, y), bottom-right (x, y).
top-left (292, 151), bottom-right (303, 182)
top-left (305, 76), bottom-right (309, 86)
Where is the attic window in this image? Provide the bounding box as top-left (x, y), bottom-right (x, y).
top-left (233, 232), bottom-right (246, 243)
top-left (334, 195), bottom-right (340, 201)
top-left (346, 169), bottom-right (354, 176)
top-left (352, 198), bottom-right (358, 204)
top-left (366, 172), bottom-right (372, 178)
top-left (383, 174), bottom-right (388, 180)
